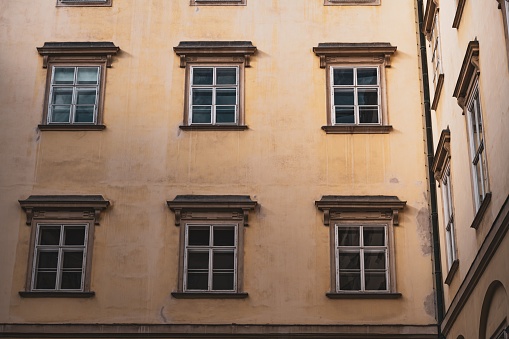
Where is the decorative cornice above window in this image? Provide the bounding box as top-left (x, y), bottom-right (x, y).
top-left (37, 42), bottom-right (119, 68)
top-left (313, 43), bottom-right (397, 68)
top-left (315, 195), bottom-right (406, 226)
top-left (432, 129), bottom-right (451, 181)
top-left (19, 195), bottom-right (110, 225)
top-left (422, 0), bottom-right (438, 36)
top-left (167, 195), bottom-right (257, 226)
top-left (453, 41), bottom-right (480, 108)
top-left (173, 41), bottom-right (257, 68)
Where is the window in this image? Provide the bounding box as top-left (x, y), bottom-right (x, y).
top-left (324, 0), bottom-right (380, 5)
top-left (37, 42), bottom-right (119, 131)
top-left (167, 195), bottom-right (257, 298)
top-left (57, 0), bottom-right (112, 7)
top-left (315, 195), bottom-right (405, 298)
top-left (18, 195), bottom-right (109, 297)
top-left (423, 0), bottom-right (444, 110)
top-left (313, 43), bottom-right (396, 134)
top-left (174, 41), bottom-right (257, 131)
top-left (191, 0), bottom-right (246, 5)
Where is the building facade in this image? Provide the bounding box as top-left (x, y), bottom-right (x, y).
top-left (0, 0), bottom-right (452, 338)
top-left (422, 0), bottom-right (509, 338)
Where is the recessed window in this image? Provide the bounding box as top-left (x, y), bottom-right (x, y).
top-left (57, 0), bottom-right (112, 7)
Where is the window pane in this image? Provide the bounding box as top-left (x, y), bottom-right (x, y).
top-left (53, 67), bottom-right (75, 85)
top-left (364, 272), bottom-right (387, 290)
top-left (192, 106), bottom-right (212, 123)
top-left (35, 271), bottom-right (57, 289)
top-left (212, 273), bottom-right (234, 290)
top-left (359, 107), bottom-right (379, 124)
top-left (339, 272), bottom-right (361, 290)
top-left (363, 227), bottom-right (385, 246)
top-left (216, 89), bottom-right (236, 105)
top-left (357, 68), bottom-right (378, 85)
top-left (187, 252), bottom-right (209, 270)
top-left (364, 251), bottom-right (386, 270)
top-left (64, 226), bottom-right (86, 245)
top-left (192, 89), bottom-right (213, 105)
top-left (334, 89), bottom-right (354, 106)
top-left (357, 89), bottom-right (378, 105)
top-left (335, 107), bottom-right (355, 124)
top-left (62, 251), bottom-right (84, 269)
top-left (77, 67), bottom-right (99, 85)
top-left (338, 251), bottom-right (360, 270)
top-left (192, 68), bottom-right (213, 85)
top-left (75, 106), bottom-right (95, 123)
top-left (52, 88), bottom-right (73, 105)
top-left (187, 273), bottom-right (208, 290)
top-left (337, 227), bottom-right (359, 246)
top-left (39, 227), bottom-right (61, 245)
top-left (333, 68), bottom-right (354, 85)
top-left (60, 271), bottom-right (82, 290)
top-left (37, 251), bottom-right (59, 269)
top-left (50, 105), bottom-right (71, 123)
top-left (76, 89), bottom-right (97, 105)
top-left (213, 251), bottom-right (234, 270)
top-left (188, 227), bottom-right (210, 246)
top-left (216, 106), bottom-right (236, 123)
top-left (213, 228), bottom-right (235, 246)
top-left (216, 68), bottom-right (237, 85)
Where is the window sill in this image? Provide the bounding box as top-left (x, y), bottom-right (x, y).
top-left (179, 125), bottom-right (248, 131)
top-left (321, 125), bottom-right (392, 134)
top-left (171, 292), bottom-right (248, 299)
top-left (431, 74), bottom-right (444, 110)
top-left (470, 192), bottom-right (492, 229)
top-left (326, 292), bottom-right (401, 299)
top-left (19, 291), bottom-right (95, 298)
top-left (452, 0), bottom-right (466, 28)
top-left (38, 124), bottom-right (106, 131)
top-left (444, 259), bottom-right (459, 285)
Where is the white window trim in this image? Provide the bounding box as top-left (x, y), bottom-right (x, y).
top-left (441, 165), bottom-right (457, 271)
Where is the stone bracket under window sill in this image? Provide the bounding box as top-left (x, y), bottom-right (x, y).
top-left (452, 0), bottom-right (466, 29)
top-left (431, 74), bottom-right (445, 110)
top-left (321, 125), bottom-right (392, 134)
top-left (171, 292), bottom-right (248, 299)
top-left (444, 259), bottom-right (460, 285)
top-left (38, 124), bottom-right (106, 131)
top-left (470, 192), bottom-right (492, 229)
top-left (19, 291), bottom-right (95, 298)
top-left (326, 292), bottom-right (402, 299)
top-left (179, 125), bottom-right (248, 131)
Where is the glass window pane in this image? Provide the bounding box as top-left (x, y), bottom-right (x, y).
top-left (62, 251), bottom-right (84, 269)
top-left (363, 227), bottom-right (385, 246)
top-left (192, 106), bottom-right (212, 123)
top-left (334, 89), bottom-right (354, 106)
top-left (50, 105), bottom-right (71, 123)
top-left (187, 273), bottom-right (208, 290)
top-left (337, 227), bottom-right (359, 246)
top-left (216, 106), bottom-right (236, 123)
top-left (76, 89), bottom-right (97, 105)
top-left (338, 251), bottom-right (360, 270)
top-left (339, 272), bottom-right (361, 290)
top-left (357, 68), bottom-right (378, 85)
top-left (212, 273), bottom-right (234, 290)
top-left (35, 271), bottom-right (57, 289)
top-left (60, 271), bottom-right (82, 290)
top-left (53, 67), bottom-right (75, 85)
top-left (216, 89), bottom-right (236, 105)
top-left (75, 106), bottom-right (95, 123)
top-left (187, 252), bottom-right (209, 270)
top-left (52, 88), bottom-right (73, 105)
top-left (192, 68), bottom-right (213, 85)
top-left (359, 107), bottom-right (379, 124)
top-left (39, 226), bottom-right (61, 245)
top-left (188, 227), bottom-right (210, 245)
top-left (333, 68), bottom-right (354, 85)
top-left (37, 251), bottom-right (59, 269)
top-left (213, 252), bottom-right (234, 270)
top-left (357, 89), bottom-right (378, 105)
top-left (213, 228), bottom-right (235, 246)
top-left (364, 251), bottom-right (386, 270)
top-left (64, 226), bottom-right (86, 245)
top-left (77, 67), bottom-right (99, 85)
top-left (335, 107), bottom-right (355, 124)
top-left (216, 68), bottom-right (237, 85)
top-left (364, 272), bottom-right (387, 290)
top-left (192, 89), bottom-right (213, 105)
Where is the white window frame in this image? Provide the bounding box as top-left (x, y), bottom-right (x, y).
top-left (32, 223), bottom-right (89, 292)
top-left (430, 12), bottom-right (443, 91)
top-left (48, 66), bottom-right (101, 125)
top-left (330, 66), bottom-right (381, 125)
top-left (183, 223), bottom-right (238, 292)
top-left (189, 66), bottom-right (239, 126)
top-left (441, 164), bottom-right (457, 270)
top-left (334, 224), bottom-right (389, 292)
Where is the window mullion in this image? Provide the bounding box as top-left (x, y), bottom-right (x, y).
top-left (208, 247), bottom-right (213, 291)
